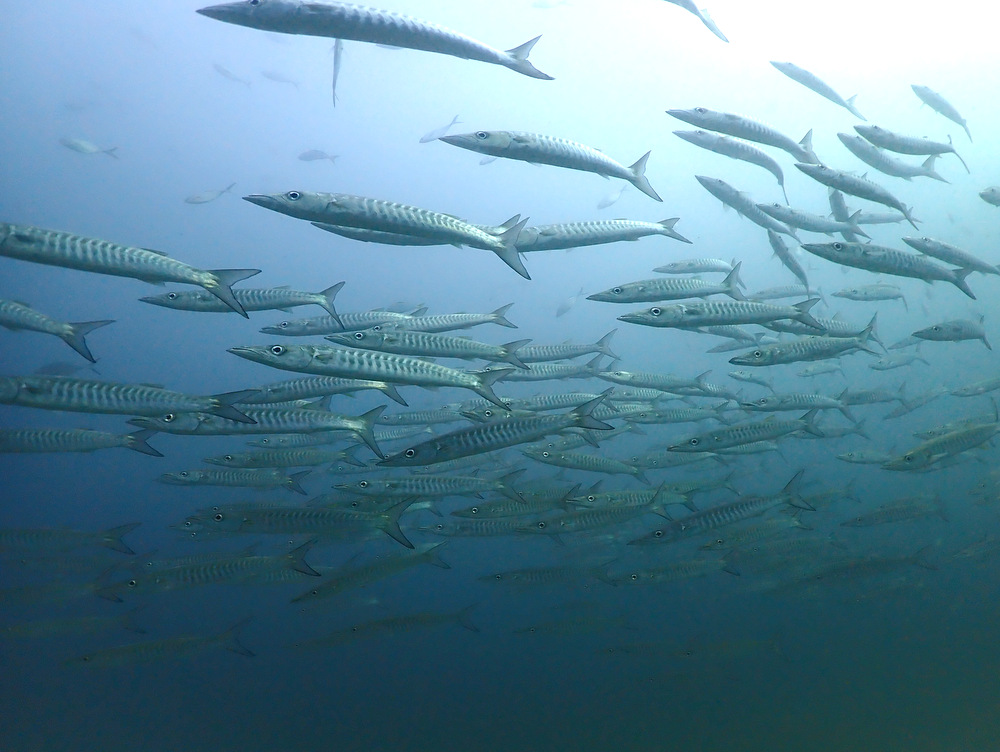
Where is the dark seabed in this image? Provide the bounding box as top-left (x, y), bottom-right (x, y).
top-left (2, 2), bottom-right (1000, 751)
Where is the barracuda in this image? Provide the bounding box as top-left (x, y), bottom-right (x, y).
top-left (794, 164), bottom-right (920, 229)
top-left (369, 304), bottom-right (517, 333)
top-left (378, 390), bottom-right (614, 466)
top-left (618, 298), bottom-right (823, 330)
top-left (204, 446), bottom-right (362, 468)
top-left (0, 375), bottom-right (258, 422)
top-left (196, 0), bottom-right (552, 79)
top-left (668, 411), bottom-right (821, 452)
top-left (141, 282), bottom-right (344, 325)
top-left (327, 327), bottom-right (531, 369)
top-left (335, 469), bottom-right (525, 501)
top-left (911, 85), bottom-right (971, 142)
top-left (0, 428), bottom-right (161, 457)
top-left (694, 176), bottom-right (798, 237)
top-left (157, 468), bottom-right (310, 494)
top-left (0, 299), bottom-right (113, 363)
top-left (0, 222), bottom-right (259, 317)
top-left (729, 326), bottom-right (879, 367)
top-left (673, 130), bottom-right (788, 202)
top-left (588, 264), bottom-right (743, 304)
top-left (522, 447), bottom-right (648, 484)
top-left (240, 375), bottom-right (406, 406)
top-left (854, 124), bottom-right (969, 171)
top-left (767, 230), bottom-right (809, 287)
top-left (514, 218), bottom-right (690, 251)
top-left (261, 309), bottom-right (419, 336)
top-left (901, 236), bottom-right (1000, 276)
top-left (667, 108), bottom-right (820, 164)
top-left (128, 405), bottom-right (386, 459)
top-left (800, 241), bottom-right (975, 299)
top-left (770, 61), bottom-right (864, 118)
top-left (243, 191), bottom-right (530, 278)
top-left (837, 134), bottom-right (947, 182)
top-left (440, 131), bottom-right (662, 202)
top-left (756, 202), bottom-right (869, 237)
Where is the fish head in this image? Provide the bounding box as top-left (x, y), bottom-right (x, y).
top-left (327, 328), bottom-right (386, 348)
top-left (138, 291), bottom-right (194, 308)
top-left (243, 190), bottom-right (329, 220)
top-left (665, 108), bottom-right (712, 126)
top-left (438, 131), bottom-right (513, 154)
top-left (617, 304), bottom-right (683, 327)
top-left (729, 348), bottom-right (776, 367)
top-left (196, 0), bottom-right (289, 30)
top-left (259, 319), bottom-right (311, 335)
top-left (587, 282), bottom-right (642, 303)
top-left (333, 478), bottom-right (382, 495)
top-left (203, 453), bottom-right (245, 467)
top-left (228, 343), bottom-right (315, 370)
top-left (157, 470), bottom-right (206, 485)
top-left (128, 412), bottom-right (206, 433)
top-left (378, 440), bottom-right (441, 467)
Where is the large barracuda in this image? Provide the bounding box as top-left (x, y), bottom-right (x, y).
top-left (668, 412), bottom-right (821, 452)
top-left (854, 124), bottom-right (969, 172)
top-left (0, 428), bottom-right (161, 457)
top-left (240, 375), bottom-right (406, 406)
top-left (800, 241), bottom-right (976, 299)
top-left (0, 300), bottom-right (113, 363)
top-left (0, 375), bottom-right (258, 422)
top-left (229, 343), bottom-right (511, 408)
top-left (901, 237), bottom-right (1000, 276)
top-left (755, 203), bottom-right (869, 238)
top-left (662, 0), bottom-right (728, 42)
top-left (836, 133), bottom-right (947, 183)
top-left (327, 327), bottom-right (531, 369)
top-left (378, 391), bottom-right (614, 467)
top-left (243, 191), bottom-right (530, 278)
top-left (0, 222), bottom-right (259, 317)
top-left (157, 468), bottom-right (310, 494)
top-left (911, 85), bottom-right (971, 142)
top-left (667, 108), bottom-right (820, 164)
top-left (517, 331), bottom-right (617, 363)
top-left (128, 405), bottom-right (386, 458)
top-left (770, 61), bottom-right (865, 119)
top-left (335, 469), bottom-right (525, 501)
top-left (261, 309), bottom-right (422, 336)
top-left (588, 264), bottom-right (743, 304)
top-left (883, 421), bottom-right (999, 472)
top-left (439, 131), bottom-right (662, 202)
top-left (66, 621), bottom-right (255, 666)
top-left (140, 282), bottom-right (344, 325)
top-left (356, 305), bottom-right (517, 334)
top-left (196, 1), bottom-right (552, 79)
top-left (618, 298), bottom-right (823, 330)
top-left (694, 177), bottom-right (797, 237)
top-left (514, 218), bottom-right (690, 251)
top-left (794, 164), bottom-right (920, 229)
top-left (673, 130), bottom-right (788, 202)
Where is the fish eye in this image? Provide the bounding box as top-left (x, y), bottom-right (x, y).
top-left (359, 480), bottom-right (368, 488)
top-left (689, 438), bottom-right (699, 445)
top-left (905, 455), bottom-right (913, 462)
top-left (470, 507), bottom-right (478, 514)
top-left (484, 410), bottom-right (492, 417)
top-left (278, 321), bottom-right (288, 328)
top-left (167, 292), bottom-right (177, 300)
top-left (758, 398), bottom-right (768, 404)
top-left (286, 191), bottom-right (301, 200)
top-left (932, 326), bottom-right (941, 331)
top-left (270, 345), bottom-right (284, 355)
top-left (214, 513), bottom-right (223, 521)
top-left (695, 107), bottom-right (706, 113)
top-left (435, 524), bottom-right (444, 531)
top-left (715, 539), bottom-right (724, 545)
top-left (612, 287), bottom-right (621, 294)
top-left (494, 573), bottom-right (501, 580)
top-left (354, 332), bottom-right (363, 339)
top-left (587, 495), bottom-right (596, 502)
top-left (650, 307), bottom-right (661, 316)
top-left (654, 530), bottom-right (663, 538)
top-left (224, 455), bottom-right (232, 461)
top-left (404, 449), bottom-right (415, 457)
top-left (541, 451), bottom-right (549, 458)
top-left (832, 242), bottom-right (843, 250)
top-left (630, 573), bottom-right (638, 581)
top-left (475, 131), bottom-right (488, 139)
top-left (179, 471), bottom-right (189, 477)
top-left (248, 0), bottom-right (259, 5)
top-left (537, 521), bottom-right (546, 529)
top-left (754, 351), bottom-right (762, 358)
top-left (163, 413), bottom-right (175, 422)
top-left (128, 580), bottom-right (136, 587)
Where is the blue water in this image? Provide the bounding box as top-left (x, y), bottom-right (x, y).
top-left (3, 2), bottom-right (1000, 751)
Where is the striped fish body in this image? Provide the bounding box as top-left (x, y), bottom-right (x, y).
top-left (597, 369), bottom-right (704, 394)
top-left (913, 318), bottom-right (990, 349)
top-left (440, 131), bottom-right (661, 201)
top-left (756, 202), bottom-right (868, 236)
top-left (612, 558), bottom-right (726, 585)
top-left (229, 344), bottom-right (510, 408)
top-left (588, 266), bottom-right (742, 304)
top-left (0, 375), bottom-right (257, 421)
top-left (0, 223), bottom-right (258, 316)
top-left (618, 298), bottom-right (822, 330)
top-left (522, 448), bottom-right (646, 482)
top-left (902, 237), bottom-right (999, 275)
top-left (196, 1), bottom-right (552, 79)
top-left (654, 258), bottom-right (735, 274)
top-left (673, 130), bottom-right (787, 198)
top-left (328, 328), bottom-right (530, 368)
top-left (0, 428), bottom-right (160, 456)
top-left (770, 61), bottom-right (864, 119)
top-left (377, 407), bottom-right (465, 427)
top-left (883, 424), bottom-right (999, 471)
top-left (157, 468), bottom-right (308, 492)
top-left (0, 299), bottom-right (113, 363)
top-left (204, 447), bottom-right (356, 468)
top-left (840, 497), bottom-right (944, 526)
top-left (837, 134), bottom-right (946, 182)
top-left (373, 304), bottom-right (516, 333)
top-left (831, 284), bottom-right (906, 304)
top-left (911, 85), bottom-right (971, 141)
top-left (379, 391), bottom-right (614, 466)
top-left (767, 231), bottom-right (809, 287)
top-left (517, 334), bottom-right (617, 364)
top-left (337, 470), bottom-right (522, 500)
top-left (261, 310), bottom-right (416, 336)
top-left (695, 177), bottom-right (797, 236)
top-left (0, 522), bottom-right (140, 555)
top-left (242, 375), bottom-right (403, 405)
top-left (739, 393), bottom-right (852, 418)
top-left (800, 241), bottom-right (974, 298)
top-left (515, 218), bottom-right (689, 252)
top-left (669, 413), bottom-right (820, 452)
top-left (519, 504), bottom-right (652, 536)
top-left (729, 334), bottom-right (875, 366)
top-left (854, 124), bottom-right (963, 158)
top-left (141, 282), bottom-right (343, 319)
top-left (491, 356), bottom-right (601, 383)
top-left (667, 108), bottom-right (819, 163)
top-left (793, 164), bottom-right (919, 229)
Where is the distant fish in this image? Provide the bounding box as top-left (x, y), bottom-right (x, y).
top-left (440, 130), bottom-right (662, 201)
top-left (911, 84), bottom-right (971, 142)
top-left (212, 62), bottom-right (251, 86)
top-left (196, 1), bottom-right (553, 80)
top-left (331, 38), bottom-right (343, 105)
top-left (0, 299), bottom-right (113, 363)
top-left (912, 318), bottom-right (991, 350)
top-left (673, 130), bottom-right (788, 202)
top-left (854, 124), bottom-right (969, 173)
top-left (770, 61), bottom-right (864, 120)
top-left (794, 163), bottom-right (919, 229)
top-left (184, 182), bottom-right (236, 204)
top-left (0, 428), bottom-right (161, 457)
top-left (419, 115), bottom-right (461, 144)
top-left (59, 137), bottom-right (118, 159)
top-left (298, 149), bottom-right (338, 163)
top-left (837, 133), bottom-right (948, 183)
top-left (661, 0), bottom-right (728, 42)
top-left (261, 69), bottom-right (300, 88)
top-left (596, 186), bottom-right (627, 210)
top-left (980, 187), bottom-right (1000, 207)
top-left (667, 108), bottom-right (819, 164)
top-left (556, 287), bottom-right (584, 317)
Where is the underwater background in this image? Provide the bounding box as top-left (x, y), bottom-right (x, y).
top-left (2, 2), bottom-right (1000, 750)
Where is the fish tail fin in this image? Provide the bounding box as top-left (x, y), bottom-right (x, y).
top-left (571, 388), bottom-right (615, 431)
top-left (498, 468), bottom-right (527, 501)
top-left (846, 210), bottom-right (871, 239)
top-left (724, 263), bottom-right (745, 300)
top-left (793, 298), bottom-right (824, 331)
top-left (209, 389), bottom-right (260, 423)
top-left (784, 469), bottom-right (814, 509)
top-left (627, 151), bottom-right (662, 202)
top-left (353, 405), bottom-right (387, 459)
top-left (61, 319), bottom-right (114, 363)
top-left (865, 312), bottom-right (884, 348)
top-left (594, 329), bottom-right (619, 359)
top-left (99, 522), bottom-right (141, 555)
top-left (472, 367), bottom-right (514, 408)
top-left (455, 603), bottom-right (481, 633)
top-left (851, 419), bottom-right (871, 440)
top-left (492, 216), bottom-right (531, 279)
top-left (125, 429), bottom-right (162, 457)
top-left (490, 302), bottom-right (518, 328)
top-left (921, 155), bottom-right (949, 183)
top-left (846, 94), bottom-right (865, 121)
top-left (103, 147), bottom-right (119, 159)
top-left (658, 217), bottom-right (692, 243)
top-left (286, 538), bottom-right (320, 576)
top-left (214, 617), bottom-right (256, 657)
top-left (504, 35), bottom-right (554, 80)
top-left (376, 382), bottom-right (408, 406)
top-left (380, 499), bottom-right (416, 548)
top-left (799, 409), bottom-right (824, 439)
top-left (420, 541), bottom-right (451, 569)
top-left (798, 129), bottom-right (820, 164)
top-left (285, 470), bottom-right (311, 496)
top-left (632, 467), bottom-right (651, 485)
top-left (317, 281), bottom-right (345, 325)
top-left (500, 339), bottom-right (532, 369)
top-left (952, 267), bottom-right (976, 300)
top-left (205, 268), bottom-right (261, 317)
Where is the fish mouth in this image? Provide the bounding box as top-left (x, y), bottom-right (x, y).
top-left (437, 134), bottom-right (472, 147)
top-left (242, 194), bottom-right (274, 208)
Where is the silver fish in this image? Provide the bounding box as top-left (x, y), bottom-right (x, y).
top-left (695, 176), bottom-right (797, 237)
top-left (618, 298), bottom-right (823, 330)
top-left (912, 318), bottom-right (991, 350)
top-left (0, 299), bottom-right (113, 363)
top-left (793, 163), bottom-right (919, 229)
top-left (837, 134), bottom-right (947, 182)
top-left (141, 282), bottom-right (343, 324)
top-left (980, 187), bottom-right (1000, 207)
top-left (854, 124), bottom-right (968, 172)
top-left (515, 218), bottom-right (690, 251)
top-left (59, 137), bottom-right (118, 158)
top-left (673, 129), bottom-right (787, 202)
top-left (184, 182), bottom-right (237, 204)
top-left (911, 85), bottom-right (971, 142)
top-left (0, 428), bottom-right (160, 457)
top-left (667, 108), bottom-right (819, 163)
top-left (901, 236), bottom-right (999, 276)
top-left (770, 61), bottom-right (864, 119)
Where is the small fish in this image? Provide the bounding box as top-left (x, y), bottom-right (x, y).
top-left (770, 61), bottom-right (864, 119)
top-left (854, 124), bottom-right (968, 173)
top-left (419, 115), bottom-right (461, 144)
top-left (260, 69), bottom-right (299, 88)
top-left (330, 38), bottom-right (344, 105)
top-left (912, 318), bottom-right (991, 350)
top-left (980, 187), bottom-right (1000, 207)
top-left (911, 84), bottom-right (971, 142)
top-left (184, 182), bottom-right (237, 204)
top-left (59, 137), bottom-right (118, 159)
top-left (298, 149), bottom-right (338, 162)
top-left (212, 62), bottom-right (251, 86)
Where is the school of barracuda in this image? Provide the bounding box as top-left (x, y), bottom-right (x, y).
top-left (3, 0), bottom-right (1000, 666)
